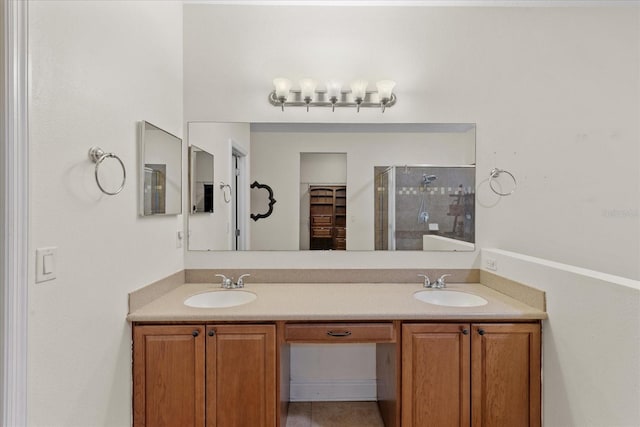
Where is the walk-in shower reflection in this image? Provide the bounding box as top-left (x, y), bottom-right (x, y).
top-left (375, 165), bottom-right (475, 251)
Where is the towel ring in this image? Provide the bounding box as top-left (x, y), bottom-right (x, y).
top-left (219, 182), bottom-right (232, 203)
top-left (489, 168), bottom-right (517, 196)
top-left (88, 146), bottom-right (126, 196)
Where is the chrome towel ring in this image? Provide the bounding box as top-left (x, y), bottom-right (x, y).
top-left (88, 146), bottom-right (126, 196)
top-left (489, 168), bottom-right (517, 196)
top-left (219, 182), bottom-right (232, 203)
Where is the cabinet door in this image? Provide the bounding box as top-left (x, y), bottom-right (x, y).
top-left (206, 324), bottom-right (276, 427)
top-left (402, 323), bottom-right (470, 427)
top-left (133, 324), bottom-right (205, 427)
top-left (471, 323), bottom-right (541, 427)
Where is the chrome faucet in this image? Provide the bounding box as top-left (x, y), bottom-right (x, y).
top-left (215, 274), bottom-right (233, 289)
top-left (215, 273), bottom-right (250, 289)
top-left (418, 273), bottom-right (451, 288)
top-left (434, 274), bottom-right (451, 289)
top-left (236, 274), bottom-right (250, 288)
top-left (418, 274), bottom-right (431, 288)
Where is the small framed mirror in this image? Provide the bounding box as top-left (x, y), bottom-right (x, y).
top-left (139, 121), bottom-right (182, 216)
top-left (189, 145), bottom-right (214, 214)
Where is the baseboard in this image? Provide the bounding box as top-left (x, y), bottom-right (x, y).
top-left (289, 379), bottom-right (378, 402)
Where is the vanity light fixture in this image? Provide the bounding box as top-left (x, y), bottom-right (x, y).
top-left (326, 80), bottom-right (342, 112)
top-left (273, 78), bottom-right (293, 111)
top-left (269, 78), bottom-right (397, 113)
top-left (350, 79), bottom-right (368, 112)
top-left (376, 80), bottom-right (396, 113)
top-left (299, 78), bottom-right (317, 112)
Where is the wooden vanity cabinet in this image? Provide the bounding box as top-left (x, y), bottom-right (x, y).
top-left (206, 324), bottom-right (276, 427)
top-left (402, 322), bottom-right (541, 427)
top-left (133, 323), bottom-right (276, 427)
top-left (471, 323), bottom-right (541, 427)
top-left (133, 325), bottom-right (205, 427)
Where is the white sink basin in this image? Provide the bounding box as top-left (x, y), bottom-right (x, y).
top-left (414, 290), bottom-right (488, 307)
top-left (184, 290), bottom-right (257, 308)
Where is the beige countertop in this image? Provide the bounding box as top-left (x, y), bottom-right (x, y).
top-left (127, 282), bottom-right (546, 322)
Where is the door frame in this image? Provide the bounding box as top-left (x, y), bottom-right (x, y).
top-left (1, 0), bottom-right (29, 425)
top-left (231, 144), bottom-right (248, 251)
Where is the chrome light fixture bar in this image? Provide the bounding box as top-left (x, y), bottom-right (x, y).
top-left (270, 78), bottom-right (397, 113)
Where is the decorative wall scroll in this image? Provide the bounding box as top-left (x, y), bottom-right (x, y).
top-left (250, 181), bottom-right (276, 221)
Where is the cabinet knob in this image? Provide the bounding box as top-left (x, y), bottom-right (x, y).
top-left (192, 330), bottom-right (199, 337)
top-left (208, 330), bottom-right (215, 337)
top-left (462, 328), bottom-right (469, 335)
top-left (478, 329), bottom-right (485, 336)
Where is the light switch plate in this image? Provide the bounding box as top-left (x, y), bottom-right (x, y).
top-left (36, 247), bottom-right (57, 283)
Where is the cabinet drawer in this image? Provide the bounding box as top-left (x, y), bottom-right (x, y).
top-left (284, 323), bottom-right (396, 343)
top-left (335, 227), bottom-right (346, 238)
top-left (311, 215), bottom-right (333, 226)
top-left (311, 227), bottom-right (332, 238)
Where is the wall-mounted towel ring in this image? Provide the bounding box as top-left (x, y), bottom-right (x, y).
top-left (88, 146), bottom-right (126, 196)
top-left (489, 168), bottom-right (517, 196)
top-left (219, 182), bottom-right (232, 203)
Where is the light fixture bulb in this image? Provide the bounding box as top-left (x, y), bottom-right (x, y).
top-left (273, 78), bottom-right (292, 111)
top-left (299, 78), bottom-right (317, 99)
top-left (376, 80), bottom-right (396, 102)
top-left (326, 80), bottom-right (342, 98)
top-left (299, 78), bottom-right (317, 112)
top-left (376, 80), bottom-right (396, 113)
top-left (326, 80), bottom-right (342, 112)
top-left (350, 80), bottom-right (368, 112)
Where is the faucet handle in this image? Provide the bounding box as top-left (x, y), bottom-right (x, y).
top-left (215, 274), bottom-right (233, 289)
top-left (417, 274), bottom-right (431, 288)
top-left (236, 274), bottom-right (250, 288)
top-left (435, 274), bottom-right (451, 288)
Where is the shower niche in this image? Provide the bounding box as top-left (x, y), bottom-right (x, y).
top-left (375, 165), bottom-right (475, 251)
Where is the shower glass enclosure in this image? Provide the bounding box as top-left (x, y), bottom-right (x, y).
top-left (375, 165), bottom-right (475, 251)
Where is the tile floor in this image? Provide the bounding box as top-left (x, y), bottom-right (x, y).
top-left (285, 401), bottom-right (385, 427)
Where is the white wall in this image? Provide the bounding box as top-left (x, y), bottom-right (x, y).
top-left (184, 4), bottom-right (640, 280)
top-left (28, 2), bottom-right (183, 426)
top-left (187, 122), bottom-right (250, 250)
top-left (482, 248), bottom-right (640, 427)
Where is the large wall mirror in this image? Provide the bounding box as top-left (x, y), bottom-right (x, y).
top-left (187, 122), bottom-right (475, 251)
top-left (139, 121), bottom-right (183, 216)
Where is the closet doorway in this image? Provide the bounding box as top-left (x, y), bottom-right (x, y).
top-left (299, 153), bottom-right (347, 250)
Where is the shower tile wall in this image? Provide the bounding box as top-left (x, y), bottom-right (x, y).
top-left (395, 167), bottom-right (474, 250)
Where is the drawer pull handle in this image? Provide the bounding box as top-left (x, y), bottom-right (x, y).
top-left (327, 330), bottom-right (352, 337)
